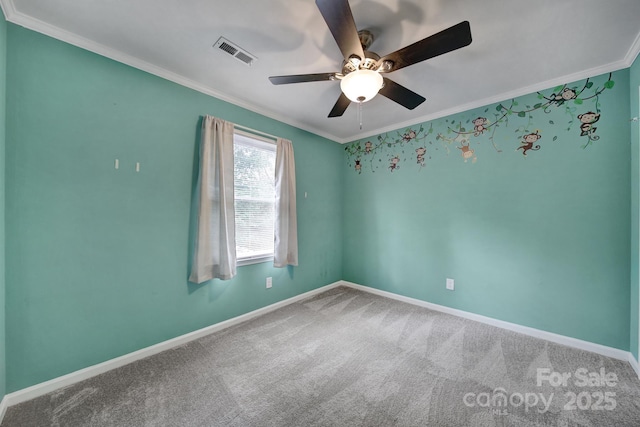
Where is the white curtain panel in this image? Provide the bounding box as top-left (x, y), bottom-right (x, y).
top-left (189, 116), bottom-right (237, 283)
top-left (274, 138), bottom-right (299, 267)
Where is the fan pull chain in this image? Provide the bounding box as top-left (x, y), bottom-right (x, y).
top-left (357, 98), bottom-right (364, 130)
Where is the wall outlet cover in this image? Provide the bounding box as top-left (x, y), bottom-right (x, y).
top-left (446, 278), bottom-right (455, 291)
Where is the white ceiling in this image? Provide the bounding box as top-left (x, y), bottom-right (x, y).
top-left (2, 0), bottom-right (640, 143)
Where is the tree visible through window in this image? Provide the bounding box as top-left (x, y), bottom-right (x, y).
top-left (233, 132), bottom-right (276, 263)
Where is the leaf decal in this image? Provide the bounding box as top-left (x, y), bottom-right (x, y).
top-left (343, 73), bottom-right (614, 173)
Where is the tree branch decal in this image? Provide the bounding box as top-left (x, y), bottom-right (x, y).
top-left (345, 73), bottom-right (615, 173)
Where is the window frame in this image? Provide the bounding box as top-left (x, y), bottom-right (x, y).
top-left (233, 129), bottom-right (277, 267)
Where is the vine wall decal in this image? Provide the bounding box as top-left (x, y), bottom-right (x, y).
top-left (345, 73), bottom-right (615, 173)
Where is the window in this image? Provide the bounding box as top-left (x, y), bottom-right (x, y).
top-left (233, 131), bottom-right (277, 265)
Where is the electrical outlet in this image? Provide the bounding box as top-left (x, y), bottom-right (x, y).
top-left (266, 277), bottom-right (272, 289)
top-left (446, 278), bottom-right (455, 291)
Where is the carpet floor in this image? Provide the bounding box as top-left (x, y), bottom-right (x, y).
top-left (3, 286), bottom-right (640, 426)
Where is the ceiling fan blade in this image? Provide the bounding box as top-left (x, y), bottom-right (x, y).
top-left (379, 78), bottom-right (426, 110)
top-left (269, 73), bottom-right (337, 85)
top-left (315, 0), bottom-right (365, 61)
top-left (380, 21), bottom-right (472, 73)
top-left (328, 93), bottom-right (351, 117)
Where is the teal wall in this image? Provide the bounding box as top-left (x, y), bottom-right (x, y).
top-left (631, 55), bottom-right (640, 361)
top-left (343, 71), bottom-right (631, 351)
top-left (1, 18), bottom-right (638, 394)
top-left (0, 8), bottom-right (7, 400)
top-left (5, 25), bottom-right (343, 391)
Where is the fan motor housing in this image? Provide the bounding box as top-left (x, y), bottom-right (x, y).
top-left (340, 30), bottom-right (393, 76)
top-left (267, 2), bottom-right (470, 118)
top-left (342, 51), bottom-right (380, 74)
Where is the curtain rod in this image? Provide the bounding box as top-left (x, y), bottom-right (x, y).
top-left (234, 124), bottom-right (279, 141)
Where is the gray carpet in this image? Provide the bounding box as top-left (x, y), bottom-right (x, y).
top-left (3, 286), bottom-right (640, 426)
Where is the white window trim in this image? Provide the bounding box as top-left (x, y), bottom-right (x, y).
top-left (237, 255), bottom-right (274, 267)
top-left (233, 129), bottom-right (277, 267)
top-left (234, 129), bottom-right (277, 150)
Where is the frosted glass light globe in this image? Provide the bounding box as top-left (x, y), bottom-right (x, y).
top-left (340, 69), bottom-right (383, 103)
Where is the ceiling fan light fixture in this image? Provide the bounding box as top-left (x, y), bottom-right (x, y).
top-left (340, 69), bottom-right (383, 103)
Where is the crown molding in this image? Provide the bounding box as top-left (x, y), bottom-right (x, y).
top-left (343, 58), bottom-right (631, 144)
top-left (0, 0), bottom-right (16, 18)
top-left (624, 28), bottom-right (640, 67)
top-left (0, 0), bottom-right (341, 143)
top-left (2, 0), bottom-right (639, 145)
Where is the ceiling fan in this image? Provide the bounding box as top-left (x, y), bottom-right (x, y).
top-left (269, 0), bottom-right (472, 118)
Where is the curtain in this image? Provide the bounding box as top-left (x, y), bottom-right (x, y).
top-left (274, 138), bottom-right (298, 267)
top-left (189, 116), bottom-right (237, 283)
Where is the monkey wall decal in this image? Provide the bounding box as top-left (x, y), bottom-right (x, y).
top-left (457, 142), bottom-right (476, 162)
top-left (577, 111), bottom-right (600, 138)
top-left (517, 131), bottom-right (542, 156)
top-left (342, 74), bottom-right (614, 173)
top-left (472, 117), bottom-right (488, 136)
top-left (550, 88), bottom-right (577, 105)
top-left (389, 156), bottom-right (400, 172)
top-left (364, 141), bottom-right (372, 154)
top-left (415, 147), bottom-right (426, 166)
top-left (402, 129), bottom-right (417, 142)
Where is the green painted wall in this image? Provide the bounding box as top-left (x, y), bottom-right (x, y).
top-left (5, 25), bottom-right (343, 392)
top-left (0, 8), bottom-right (7, 400)
top-left (2, 17), bottom-right (638, 394)
top-left (343, 71), bottom-right (631, 351)
top-left (631, 55), bottom-right (640, 361)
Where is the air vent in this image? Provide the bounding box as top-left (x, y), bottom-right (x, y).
top-left (213, 37), bottom-right (257, 67)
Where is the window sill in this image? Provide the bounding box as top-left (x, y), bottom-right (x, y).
top-left (237, 255), bottom-right (274, 267)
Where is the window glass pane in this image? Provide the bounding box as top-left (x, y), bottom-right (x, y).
top-left (234, 134), bottom-right (276, 260)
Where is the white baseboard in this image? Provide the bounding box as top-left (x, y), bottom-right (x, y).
top-left (0, 396), bottom-right (7, 424)
top-left (338, 281), bottom-right (633, 363)
top-left (629, 353), bottom-right (640, 379)
top-left (1, 280), bottom-right (343, 411)
top-left (2, 278), bottom-right (637, 422)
